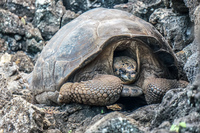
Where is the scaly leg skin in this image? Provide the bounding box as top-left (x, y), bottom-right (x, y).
top-left (143, 78), bottom-right (189, 104)
top-left (58, 75), bottom-right (123, 106)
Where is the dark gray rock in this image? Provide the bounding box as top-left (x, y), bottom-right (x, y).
top-left (114, 0), bottom-right (164, 21)
top-left (0, 37), bottom-right (7, 53)
top-left (128, 104), bottom-right (159, 127)
top-left (4, 36), bottom-right (20, 51)
top-left (33, 0), bottom-right (79, 40)
top-left (0, 8), bottom-right (44, 54)
top-left (24, 23), bottom-right (43, 41)
top-left (172, 111), bottom-right (200, 133)
top-left (150, 80), bottom-right (200, 129)
top-left (119, 74), bottom-right (200, 132)
top-left (0, 8), bottom-right (26, 35)
top-left (184, 52), bottom-right (199, 83)
top-left (151, 88), bottom-right (191, 127)
top-left (33, 0), bottom-right (66, 40)
top-left (26, 38), bottom-right (45, 55)
top-left (0, 97), bottom-right (50, 133)
top-left (0, 61), bottom-right (33, 102)
top-left (63, 0), bottom-right (128, 13)
top-left (184, 0), bottom-right (200, 21)
top-left (175, 41), bottom-right (198, 80)
top-left (149, 8), bottom-right (193, 51)
top-left (0, 8), bottom-right (42, 40)
top-left (163, 0), bottom-right (189, 14)
top-left (183, 5), bottom-right (200, 83)
top-left (175, 5), bottom-right (200, 81)
top-left (0, 75), bottom-right (13, 110)
top-left (194, 5), bottom-right (200, 63)
top-left (36, 103), bottom-right (106, 133)
top-left (85, 112), bottom-right (144, 133)
top-left (148, 121), bottom-right (171, 133)
top-left (0, 0), bottom-right (35, 22)
top-left (0, 62), bottom-right (18, 77)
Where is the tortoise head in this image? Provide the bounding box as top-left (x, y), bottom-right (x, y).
top-left (113, 56), bottom-right (138, 84)
top-left (113, 43), bottom-right (141, 84)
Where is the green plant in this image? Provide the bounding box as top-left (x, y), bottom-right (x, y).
top-left (170, 122), bottom-right (186, 132)
top-left (101, 109), bottom-right (104, 114)
top-left (68, 130), bottom-right (72, 133)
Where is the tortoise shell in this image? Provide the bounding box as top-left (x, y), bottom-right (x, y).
top-left (31, 8), bottom-right (178, 104)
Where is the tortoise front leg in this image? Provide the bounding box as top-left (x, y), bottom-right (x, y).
top-left (58, 75), bottom-right (123, 106)
top-left (143, 78), bottom-right (189, 104)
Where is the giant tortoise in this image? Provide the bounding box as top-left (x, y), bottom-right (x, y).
top-left (30, 8), bottom-right (188, 106)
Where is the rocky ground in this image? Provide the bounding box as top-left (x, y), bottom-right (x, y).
top-left (0, 0), bottom-right (199, 133)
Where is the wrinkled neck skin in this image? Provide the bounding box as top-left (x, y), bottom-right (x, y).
top-left (69, 39), bottom-right (168, 90)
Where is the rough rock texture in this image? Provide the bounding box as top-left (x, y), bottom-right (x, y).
top-left (85, 112), bottom-right (144, 133)
top-left (33, 0), bottom-right (78, 40)
top-left (11, 51), bottom-right (34, 73)
top-left (114, 0), bottom-right (164, 21)
top-left (184, 52), bottom-right (199, 83)
top-left (149, 8), bottom-right (193, 51)
top-left (176, 42), bottom-right (198, 65)
top-left (0, 34), bottom-right (7, 53)
top-left (36, 103), bottom-right (106, 133)
top-left (124, 74), bottom-right (200, 133)
top-left (0, 8), bottom-right (38, 36)
top-left (182, 5), bottom-right (200, 83)
top-left (63, 0), bottom-right (128, 13)
top-left (162, 0), bottom-right (200, 22)
top-left (0, 97), bottom-right (50, 133)
top-left (0, 8), bottom-right (44, 54)
top-left (0, 61), bottom-right (32, 103)
top-left (184, 0), bottom-right (200, 21)
top-left (150, 77), bottom-right (200, 133)
top-left (0, 0), bottom-right (35, 22)
top-left (163, 0), bottom-right (189, 14)
top-left (0, 75), bottom-right (13, 110)
top-left (172, 111), bottom-right (200, 133)
top-left (128, 104), bottom-right (159, 127)
top-left (0, 61), bottom-right (48, 132)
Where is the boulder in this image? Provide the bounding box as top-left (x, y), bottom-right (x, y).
top-left (149, 8), bottom-right (193, 51)
top-left (0, 97), bottom-right (50, 133)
